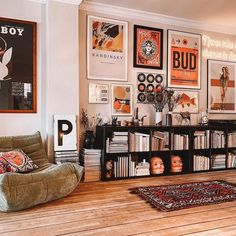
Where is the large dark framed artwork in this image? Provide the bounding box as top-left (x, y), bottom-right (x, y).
top-left (133, 25), bottom-right (163, 69)
top-left (167, 30), bottom-right (201, 89)
top-left (87, 15), bottom-right (128, 81)
top-left (207, 59), bottom-right (236, 113)
top-left (0, 17), bottom-right (37, 113)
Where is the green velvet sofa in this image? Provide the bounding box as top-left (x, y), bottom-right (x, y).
top-left (0, 132), bottom-right (83, 212)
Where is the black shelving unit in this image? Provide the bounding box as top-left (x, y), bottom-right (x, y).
top-left (95, 124), bottom-right (236, 181)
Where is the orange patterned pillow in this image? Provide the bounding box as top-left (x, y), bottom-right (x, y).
top-left (0, 149), bottom-right (38, 173)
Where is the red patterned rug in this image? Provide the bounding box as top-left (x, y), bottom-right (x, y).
top-left (130, 180), bottom-right (236, 212)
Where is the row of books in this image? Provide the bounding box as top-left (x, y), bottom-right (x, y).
top-left (211, 130), bottom-right (225, 148)
top-left (80, 148), bottom-right (101, 182)
top-left (151, 131), bottom-right (169, 151)
top-left (171, 134), bottom-right (189, 150)
top-left (129, 132), bottom-right (150, 152)
top-left (228, 152), bottom-right (236, 168)
top-left (228, 132), bottom-right (236, 148)
top-left (211, 154), bottom-right (226, 169)
top-left (193, 155), bottom-right (210, 171)
top-left (106, 156), bottom-right (150, 178)
top-left (194, 130), bottom-right (210, 149)
top-left (54, 150), bottom-right (79, 164)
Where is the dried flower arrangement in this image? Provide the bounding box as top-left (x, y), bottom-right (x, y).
top-left (80, 108), bottom-right (102, 131)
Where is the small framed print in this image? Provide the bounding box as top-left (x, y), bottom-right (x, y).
top-left (111, 83), bottom-right (133, 116)
top-left (133, 25), bottom-right (163, 69)
top-left (207, 59), bottom-right (236, 113)
top-left (88, 83), bottom-right (108, 104)
top-left (167, 30), bottom-right (201, 89)
top-left (173, 90), bottom-right (199, 113)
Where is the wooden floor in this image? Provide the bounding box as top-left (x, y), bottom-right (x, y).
top-left (0, 170), bottom-right (236, 236)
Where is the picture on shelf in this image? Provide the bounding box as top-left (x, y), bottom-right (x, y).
top-left (173, 90), bottom-right (199, 113)
top-left (207, 59), bottom-right (236, 113)
top-left (0, 17), bottom-right (37, 113)
top-left (111, 83), bottom-right (133, 116)
top-left (87, 15), bottom-right (128, 81)
top-left (167, 30), bottom-right (201, 89)
top-left (133, 25), bottom-right (163, 69)
top-left (88, 83), bottom-right (109, 104)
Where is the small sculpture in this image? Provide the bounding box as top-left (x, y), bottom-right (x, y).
top-left (171, 155), bottom-right (183, 173)
top-left (112, 116), bottom-right (118, 126)
top-left (151, 156), bottom-right (164, 174)
top-left (105, 160), bottom-right (113, 178)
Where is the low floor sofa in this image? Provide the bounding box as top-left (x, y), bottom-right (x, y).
top-left (0, 131), bottom-right (83, 212)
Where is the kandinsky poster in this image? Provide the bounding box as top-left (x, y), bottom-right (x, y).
top-left (87, 16), bottom-right (128, 81)
top-left (207, 59), bottom-right (236, 113)
top-left (0, 17), bottom-right (36, 113)
top-left (133, 25), bottom-right (163, 69)
top-left (167, 30), bottom-right (201, 89)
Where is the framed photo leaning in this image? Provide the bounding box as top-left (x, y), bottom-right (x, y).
top-left (167, 30), bottom-right (201, 89)
top-left (0, 17), bottom-right (37, 113)
top-left (133, 25), bottom-right (163, 69)
top-left (207, 59), bottom-right (236, 113)
top-left (111, 83), bottom-right (133, 116)
top-left (87, 15), bottom-right (128, 81)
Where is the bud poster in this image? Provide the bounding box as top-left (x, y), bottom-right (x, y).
top-left (87, 15), bottom-right (128, 81)
top-left (0, 17), bottom-right (36, 113)
top-left (167, 30), bottom-right (201, 89)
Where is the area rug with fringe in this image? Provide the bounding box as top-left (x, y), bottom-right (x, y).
top-left (130, 180), bottom-right (236, 212)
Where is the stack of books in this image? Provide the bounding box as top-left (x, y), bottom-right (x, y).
top-left (54, 150), bottom-right (79, 164)
top-left (227, 152), bottom-right (236, 168)
top-left (81, 148), bottom-right (101, 182)
top-left (129, 132), bottom-right (150, 152)
top-left (135, 159), bottom-right (150, 176)
top-left (193, 155), bottom-right (210, 171)
top-left (106, 132), bottom-right (128, 153)
top-left (211, 154), bottom-right (226, 169)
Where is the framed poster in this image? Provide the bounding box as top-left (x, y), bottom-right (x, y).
top-left (0, 17), bottom-right (37, 113)
top-left (87, 15), bottom-right (128, 81)
top-left (88, 83), bottom-right (108, 104)
top-left (133, 25), bottom-right (163, 69)
top-left (207, 59), bottom-right (236, 113)
top-left (167, 30), bottom-right (201, 89)
top-left (111, 83), bottom-right (132, 116)
top-left (173, 90), bottom-right (199, 113)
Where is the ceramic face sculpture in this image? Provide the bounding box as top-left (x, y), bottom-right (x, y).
top-left (171, 155), bottom-right (183, 173)
top-left (151, 156), bottom-right (164, 174)
top-left (105, 160), bottom-right (113, 178)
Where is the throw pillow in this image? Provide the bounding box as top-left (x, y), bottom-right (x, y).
top-left (0, 149), bottom-right (38, 173)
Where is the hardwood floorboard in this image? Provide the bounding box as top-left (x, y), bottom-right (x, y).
top-left (0, 170), bottom-right (235, 236)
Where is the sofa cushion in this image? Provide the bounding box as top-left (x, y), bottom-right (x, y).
top-left (0, 149), bottom-right (38, 173)
top-left (0, 132), bottom-right (49, 168)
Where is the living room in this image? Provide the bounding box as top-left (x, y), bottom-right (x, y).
top-left (0, 0), bottom-right (236, 235)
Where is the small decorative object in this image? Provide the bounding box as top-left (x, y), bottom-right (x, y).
top-left (133, 25), bottom-right (163, 69)
top-left (105, 160), bottom-right (113, 178)
top-left (88, 83), bottom-right (109, 104)
top-left (150, 156), bottom-right (164, 174)
top-left (167, 30), bottom-right (201, 89)
top-left (207, 59), bottom-right (236, 113)
top-left (199, 111), bottom-right (208, 124)
top-left (134, 107), bottom-right (139, 125)
top-left (111, 83), bottom-right (133, 116)
top-left (112, 116), bottom-right (118, 126)
top-left (80, 109), bottom-right (101, 149)
top-left (171, 155), bottom-right (183, 173)
top-left (180, 111), bottom-right (191, 125)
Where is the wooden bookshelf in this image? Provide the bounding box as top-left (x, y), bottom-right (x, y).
top-left (95, 124), bottom-right (236, 181)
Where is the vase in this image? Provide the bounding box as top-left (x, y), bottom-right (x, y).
top-left (83, 130), bottom-right (95, 149)
top-left (155, 111), bottom-right (162, 125)
top-left (165, 112), bottom-right (173, 126)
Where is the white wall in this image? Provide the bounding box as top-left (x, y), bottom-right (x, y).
top-left (0, 0), bottom-right (80, 161)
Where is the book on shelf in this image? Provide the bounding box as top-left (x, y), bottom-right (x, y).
top-left (193, 155), bottom-right (210, 171)
top-left (106, 132), bottom-right (128, 153)
top-left (228, 132), bottom-right (236, 148)
top-left (194, 130), bottom-right (210, 149)
top-left (211, 130), bottom-right (225, 148)
top-left (151, 131), bottom-right (169, 151)
top-left (129, 132), bottom-right (150, 152)
top-left (171, 134), bottom-right (189, 150)
top-left (227, 152), bottom-right (236, 168)
top-left (211, 154), bottom-right (226, 169)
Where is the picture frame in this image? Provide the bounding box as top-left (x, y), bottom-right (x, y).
top-left (207, 59), bottom-right (236, 113)
top-left (0, 17), bottom-right (37, 113)
top-left (87, 15), bottom-right (128, 81)
top-left (111, 83), bottom-right (133, 116)
top-left (172, 90), bottom-right (199, 113)
top-left (88, 83), bottom-right (109, 104)
top-left (167, 30), bottom-right (201, 89)
top-left (133, 25), bottom-right (163, 69)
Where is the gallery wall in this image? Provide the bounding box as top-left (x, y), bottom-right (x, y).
top-left (79, 4), bottom-right (236, 126)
